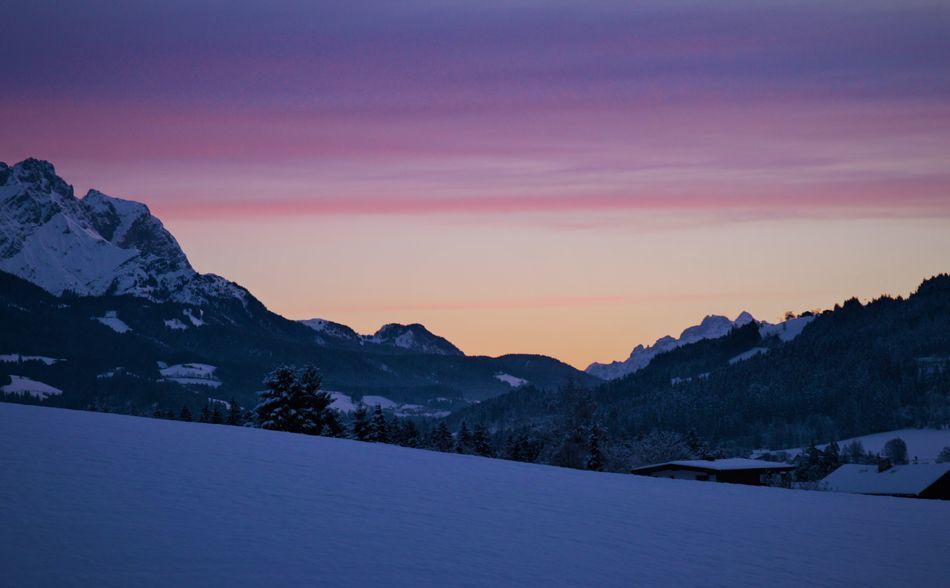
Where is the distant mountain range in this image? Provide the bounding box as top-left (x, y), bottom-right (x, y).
top-left (586, 311), bottom-right (815, 380)
top-left (0, 158), bottom-right (598, 414)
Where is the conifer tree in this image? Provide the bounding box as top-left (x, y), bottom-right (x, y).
top-left (179, 406), bottom-right (192, 422)
top-left (210, 402), bottom-right (224, 424)
top-left (351, 405), bottom-right (371, 441)
top-left (434, 422), bottom-right (454, 452)
top-left (473, 424), bottom-right (494, 457)
top-left (371, 404), bottom-right (389, 443)
top-left (323, 409), bottom-right (344, 438)
top-left (821, 440), bottom-right (841, 473)
top-left (401, 420), bottom-right (420, 448)
top-left (456, 422), bottom-right (472, 453)
top-left (199, 403), bottom-right (212, 423)
top-left (226, 398), bottom-right (243, 426)
top-left (255, 365), bottom-right (340, 435)
top-left (587, 425), bottom-right (605, 471)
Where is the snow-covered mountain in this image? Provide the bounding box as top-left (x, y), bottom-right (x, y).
top-left (301, 319), bottom-right (464, 356)
top-left (586, 311), bottom-right (813, 380)
top-left (299, 318), bottom-right (362, 344)
top-left (369, 323), bottom-right (463, 356)
top-left (0, 158), bottom-right (246, 305)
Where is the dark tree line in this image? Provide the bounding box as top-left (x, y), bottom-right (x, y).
top-left (449, 275), bottom-right (950, 457)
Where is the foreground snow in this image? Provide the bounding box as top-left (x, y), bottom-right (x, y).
top-left (1, 404), bottom-right (947, 587)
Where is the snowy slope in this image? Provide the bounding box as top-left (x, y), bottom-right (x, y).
top-left (1, 404), bottom-right (947, 587)
top-left (158, 363), bottom-right (221, 388)
top-left (94, 310), bottom-right (131, 334)
top-left (1, 376), bottom-right (63, 400)
top-left (0, 353), bottom-right (61, 365)
top-left (759, 314), bottom-right (816, 342)
top-left (0, 158), bottom-right (246, 305)
top-left (758, 428), bottom-right (950, 462)
top-left (495, 372), bottom-right (529, 387)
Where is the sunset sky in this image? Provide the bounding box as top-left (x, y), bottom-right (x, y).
top-left (3, 1), bottom-right (950, 368)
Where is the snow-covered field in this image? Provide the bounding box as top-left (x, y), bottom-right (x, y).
top-left (0, 353), bottom-right (61, 365)
top-left (158, 363), bottom-right (221, 388)
top-left (757, 428), bottom-right (950, 462)
top-left (495, 372), bottom-right (529, 387)
top-left (1, 403), bottom-right (947, 587)
top-left (328, 392), bottom-right (451, 418)
top-left (1, 376), bottom-right (63, 400)
top-left (94, 311), bottom-right (131, 334)
top-left (360, 394), bottom-right (396, 408)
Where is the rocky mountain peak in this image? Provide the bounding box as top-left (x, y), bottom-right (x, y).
top-left (0, 157), bottom-right (243, 306)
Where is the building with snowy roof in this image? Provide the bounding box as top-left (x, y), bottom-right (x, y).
top-left (821, 463), bottom-right (950, 500)
top-left (630, 458), bottom-right (795, 486)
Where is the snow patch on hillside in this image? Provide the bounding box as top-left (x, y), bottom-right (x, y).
top-left (0, 404), bottom-right (947, 587)
top-left (159, 363), bottom-right (221, 388)
top-left (760, 315), bottom-right (815, 342)
top-left (183, 308), bottom-right (205, 327)
top-left (1, 375), bottom-right (63, 399)
top-left (328, 391), bottom-right (358, 413)
top-left (495, 372), bottom-right (529, 387)
top-left (94, 311), bottom-right (131, 334)
top-left (729, 347), bottom-right (769, 364)
top-left (329, 392), bottom-right (449, 417)
top-left (163, 318), bottom-right (188, 330)
top-left (361, 395), bottom-right (396, 409)
top-left (0, 354), bottom-right (62, 365)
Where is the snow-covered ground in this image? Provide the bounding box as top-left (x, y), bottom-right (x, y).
top-left (328, 392), bottom-right (451, 418)
top-left (1, 404), bottom-right (947, 587)
top-left (728, 346), bottom-right (769, 364)
top-left (94, 311), bottom-right (131, 334)
top-left (158, 363), bottom-right (221, 388)
top-left (1, 376), bottom-right (63, 400)
top-left (327, 391), bottom-right (359, 412)
top-left (759, 314), bottom-right (816, 342)
top-left (495, 372), bottom-right (529, 387)
top-left (0, 353), bottom-right (62, 365)
top-left (183, 308), bottom-right (205, 326)
top-left (756, 428), bottom-right (950, 462)
top-left (360, 394), bottom-right (396, 409)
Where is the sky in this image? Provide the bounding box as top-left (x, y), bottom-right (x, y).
top-left (3, 0), bottom-right (950, 368)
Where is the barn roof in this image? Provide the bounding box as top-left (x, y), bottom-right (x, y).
top-left (821, 463), bottom-right (950, 497)
top-left (631, 458), bottom-right (796, 474)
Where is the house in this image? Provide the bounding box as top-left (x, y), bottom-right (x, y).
top-left (630, 458), bottom-right (795, 486)
top-left (821, 462), bottom-right (950, 500)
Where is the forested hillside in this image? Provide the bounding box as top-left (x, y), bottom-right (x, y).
top-left (450, 275), bottom-right (950, 460)
top-left (0, 270), bottom-right (597, 414)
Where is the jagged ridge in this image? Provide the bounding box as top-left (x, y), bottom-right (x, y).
top-left (0, 158), bottom-right (246, 305)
